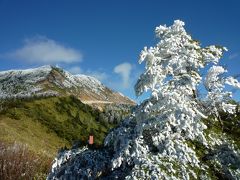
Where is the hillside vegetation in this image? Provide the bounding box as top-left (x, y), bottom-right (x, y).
top-left (0, 95), bottom-right (133, 179)
top-left (0, 96), bottom-right (125, 153)
top-left (0, 141), bottom-right (52, 180)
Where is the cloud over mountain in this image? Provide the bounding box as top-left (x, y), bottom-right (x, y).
top-left (114, 62), bottom-right (132, 88)
top-left (4, 36), bottom-right (82, 64)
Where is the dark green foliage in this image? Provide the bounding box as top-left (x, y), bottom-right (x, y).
top-left (186, 106), bottom-right (240, 179)
top-left (203, 104), bottom-right (240, 148)
top-left (218, 106), bottom-right (240, 147)
top-left (0, 96), bottom-right (118, 147)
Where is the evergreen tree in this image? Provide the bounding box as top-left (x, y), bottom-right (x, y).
top-left (49, 20), bottom-right (240, 180)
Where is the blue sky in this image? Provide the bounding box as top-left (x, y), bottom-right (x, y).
top-left (0, 0), bottom-right (240, 102)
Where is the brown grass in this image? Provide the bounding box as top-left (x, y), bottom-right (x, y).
top-left (0, 141), bottom-right (52, 180)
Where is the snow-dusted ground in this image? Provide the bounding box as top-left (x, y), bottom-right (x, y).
top-left (0, 65), bottom-right (113, 100)
top-left (0, 65), bottom-right (55, 99)
top-left (0, 65), bottom-right (135, 106)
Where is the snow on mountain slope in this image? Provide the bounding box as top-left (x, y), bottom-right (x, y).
top-left (0, 65), bottom-right (135, 106)
top-left (0, 65), bottom-right (56, 98)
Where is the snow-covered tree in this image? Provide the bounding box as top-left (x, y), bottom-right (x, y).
top-left (134, 20), bottom-right (239, 139)
top-left (106, 19), bottom-right (240, 179)
top-left (48, 20), bottom-right (240, 180)
top-left (128, 19), bottom-right (240, 178)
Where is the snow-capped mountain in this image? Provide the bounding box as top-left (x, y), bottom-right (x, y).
top-left (0, 65), bottom-right (135, 106)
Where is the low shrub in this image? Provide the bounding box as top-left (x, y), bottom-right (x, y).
top-left (0, 141), bottom-right (52, 180)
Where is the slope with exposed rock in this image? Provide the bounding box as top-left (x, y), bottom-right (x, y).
top-left (0, 65), bottom-right (135, 108)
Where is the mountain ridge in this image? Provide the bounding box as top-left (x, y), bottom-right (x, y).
top-left (0, 65), bottom-right (135, 108)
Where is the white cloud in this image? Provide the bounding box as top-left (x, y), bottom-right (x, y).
top-left (5, 36), bottom-right (82, 64)
top-left (68, 66), bottom-right (82, 74)
top-left (229, 53), bottom-right (239, 60)
top-left (114, 62), bottom-right (132, 88)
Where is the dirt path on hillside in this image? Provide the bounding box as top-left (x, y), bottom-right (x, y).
top-left (81, 100), bottom-right (113, 104)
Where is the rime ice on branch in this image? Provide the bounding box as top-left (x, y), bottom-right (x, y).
top-left (48, 20), bottom-right (240, 180)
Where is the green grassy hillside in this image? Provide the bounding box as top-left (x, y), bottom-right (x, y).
top-left (0, 95), bottom-right (132, 179)
top-left (0, 96), bottom-right (116, 156)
